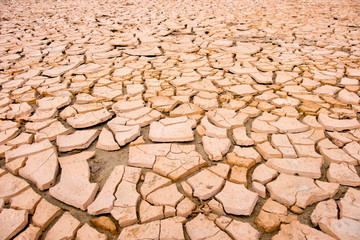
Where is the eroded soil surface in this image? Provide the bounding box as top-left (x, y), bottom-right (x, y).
top-left (0, 0), bottom-right (360, 239)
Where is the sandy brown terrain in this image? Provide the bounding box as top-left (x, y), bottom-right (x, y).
top-left (0, 0), bottom-right (360, 239)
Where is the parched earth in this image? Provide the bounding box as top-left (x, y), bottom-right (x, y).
top-left (0, 0), bottom-right (360, 239)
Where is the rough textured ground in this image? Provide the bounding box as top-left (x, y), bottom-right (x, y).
top-left (0, 0), bottom-right (360, 239)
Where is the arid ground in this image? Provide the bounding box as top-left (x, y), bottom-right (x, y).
top-left (0, 0), bottom-right (360, 239)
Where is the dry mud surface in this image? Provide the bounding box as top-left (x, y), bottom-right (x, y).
top-left (0, 0), bottom-right (360, 239)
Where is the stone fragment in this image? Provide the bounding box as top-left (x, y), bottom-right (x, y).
top-left (320, 146), bottom-right (357, 165)
top-left (42, 64), bottom-right (79, 77)
top-left (128, 144), bottom-right (171, 168)
top-left (347, 68), bottom-right (360, 77)
top-left (139, 200), bottom-right (164, 223)
top-left (129, 135), bottom-right (146, 146)
top-left (252, 164), bottom-right (278, 184)
top-left (116, 107), bottom-right (162, 127)
top-left (343, 141), bottom-right (360, 163)
top-left (45, 212), bottom-right (81, 240)
top-left (149, 96), bottom-right (179, 112)
top-left (224, 84), bottom-right (257, 96)
top-left (87, 165), bottom-right (124, 215)
top-left (275, 71), bottom-right (296, 85)
top-left (60, 106), bottom-right (77, 119)
top-left (160, 217), bottom-right (185, 240)
top-left (18, 147), bottom-right (58, 190)
top-left (327, 131), bottom-right (353, 148)
top-left (289, 128), bottom-right (325, 145)
top-left (200, 116), bottom-right (227, 138)
top-left (125, 46), bottom-right (162, 56)
top-left (14, 224), bottom-right (41, 240)
top-left (107, 118), bottom-right (141, 146)
top-left (263, 198), bottom-right (288, 215)
top-left (318, 113), bottom-right (360, 131)
top-left (252, 181), bottom-right (266, 198)
top-left (90, 216), bottom-right (117, 234)
top-left (96, 127), bottom-right (120, 151)
top-left (0, 145), bottom-right (13, 159)
top-left (250, 132), bottom-right (268, 144)
top-left (6, 103), bottom-right (33, 120)
top-left (271, 134), bottom-right (292, 148)
top-left (255, 141), bottom-right (282, 160)
top-left (294, 144), bottom-right (322, 158)
top-left (36, 96), bottom-right (71, 110)
top-left (269, 117), bottom-right (309, 133)
top-left (0, 120), bottom-right (20, 131)
top-left (50, 151), bottom-right (98, 210)
top-left (6, 132), bottom-right (33, 147)
top-left (185, 214), bottom-right (230, 240)
top-left (339, 188), bottom-right (360, 221)
top-left (229, 166), bottom-right (248, 186)
top-left (273, 221), bottom-right (335, 240)
top-left (226, 152), bottom-right (255, 168)
top-left (147, 184), bottom-right (184, 207)
top-left (0, 172), bottom-right (29, 201)
top-left (0, 127), bottom-right (20, 145)
top-left (233, 127), bottom-right (254, 146)
top-left (10, 187), bottom-right (41, 214)
top-left (266, 157), bottom-right (322, 178)
top-left (315, 180), bottom-right (340, 197)
top-left (215, 215), bottom-right (233, 231)
top-left (153, 145), bottom-right (207, 180)
top-left (181, 181), bottom-right (193, 196)
top-left (114, 183), bottom-right (140, 209)
top-left (271, 134), bottom-right (298, 158)
top-left (32, 198), bottom-right (61, 229)
top-left (208, 199), bottom-right (226, 215)
top-left (27, 108), bottom-right (57, 122)
top-left (5, 140), bottom-right (53, 162)
top-left (314, 85), bottom-right (341, 96)
top-left (67, 108), bottom-right (113, 128)
top-left (250, 71), bottom-right (273, 84)
top-left (72, 103), bottom-right (104, 115)
top-left (338, 88), bottom-right (360, 104)
top-left (76, 223), bottom-right (107, 240)
top-left (255, 210), bottom-right (281, 233)
top-left (321, 217), bottom-right (360, 240)
top-left (0, 209), bottom-right (28, 240)
top-left (207, 108), bottom-right (249, 129)
top-left (5, 157), bottom-right (27, 175)
top-left (207, 163), bottom-right (230, 178)
top-left (267, 174), bottom-right (333, 208)
top-left (93, 86), bottom-right (123, 100)
top-left (126, 84), bottom-right (145, 96)
top-left (176, 198), bottom-right (196, 217)
top-left (232, 146), bottom-right (261, 163)
top-left (56, 129), bottom-right (99, 152)
top-left (164, 205), bottom-right (176, 218)
top-left (225, 219), bottom-right (260, 240)
top-left (170, 103), bottom-right (204, 117)
top-left (25, 119), bottom-right (57, 133)
top-left (193, 93), bottom-right (219, 111)
top-left (187, 169), bottom-right (225, 200)
top-left (252, 119), bottom-right (278, 133)
top-left (140, 172), bottom-right (171, 198)
top-left (202, 136), bottom-right (231, 160)
top-left (216, 181), bottom-right (258, 215)
top-left (311, 199), bottom-right (338, 226)
top-left (149, 116), bottom-right (196, 142)
top-left (112, 100), bottom-right (143, 113)
top-left (327, 163), bottom-right (360, 186)
top-left (118, 220), bottom-right (160, 240)
top-left (303, 115), bottom-right (324, 129)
